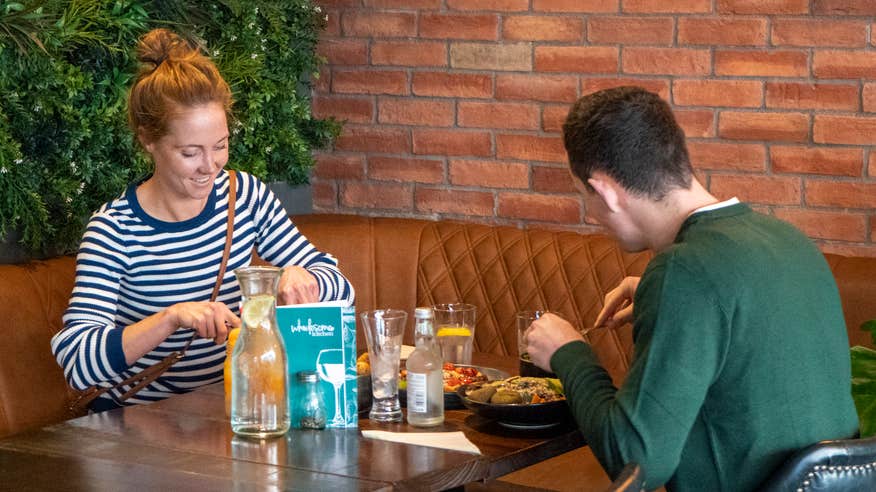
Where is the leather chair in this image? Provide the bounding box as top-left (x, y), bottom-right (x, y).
top-left (604, 463), bottom-right (644, 492)
top-left (758, 435), bottom-right (876, 491)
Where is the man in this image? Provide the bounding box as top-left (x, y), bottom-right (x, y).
top-left (523, 86), bottom-right (859, 491)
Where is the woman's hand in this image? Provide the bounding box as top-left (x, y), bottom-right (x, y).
top-left (277, 266), bottom-right (319, 306)
top-left (523, 313), bottom-right (584, 372)
top-left (593, 276), bottom-right (640, 330)
top-left (167, 301), bottom-right (240, 345)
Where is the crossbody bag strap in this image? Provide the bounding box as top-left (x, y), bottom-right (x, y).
top-left (68, 171), bottom-right (237, 416)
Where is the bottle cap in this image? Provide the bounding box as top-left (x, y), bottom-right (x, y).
top-left (297, 370), bottom-right (319, 383)
top-left (414, 307), bottom-right (433, 319)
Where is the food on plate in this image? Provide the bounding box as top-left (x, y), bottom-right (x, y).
top-left (400, 362), bottom-right (488, 393)
top-left (356, 352), bottom-right (370, 375)
top-left (464, 376), bottom-right (565, 405)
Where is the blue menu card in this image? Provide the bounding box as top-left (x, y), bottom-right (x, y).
top-left (276, 300), bottom-right (358, 428)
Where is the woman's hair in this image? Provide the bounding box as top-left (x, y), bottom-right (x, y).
top-left (563, 86), bottom-right (692, 200)
top-left (128, 28), bottom-right (233, 144)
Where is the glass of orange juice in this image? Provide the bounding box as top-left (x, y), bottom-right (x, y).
top-left (432, 303), bottom-right (476, 365)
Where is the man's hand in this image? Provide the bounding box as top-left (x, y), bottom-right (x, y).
top-left (277, 266), bottom-right (319, 305)
top-left (523, 313), bottom-right (584, 372)
top-left (593, 276), bottom-right (640, 330)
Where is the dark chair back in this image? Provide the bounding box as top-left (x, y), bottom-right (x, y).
top-left (604, 462), bottom-right (644, 492)
top-left (758, 435), bottom-right (876, 491)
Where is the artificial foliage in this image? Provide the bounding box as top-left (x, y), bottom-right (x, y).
top-left (0, 0), bottom-right (339, 257)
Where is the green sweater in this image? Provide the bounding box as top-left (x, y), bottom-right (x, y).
top-left (551, 203), bottom-right (859, 491)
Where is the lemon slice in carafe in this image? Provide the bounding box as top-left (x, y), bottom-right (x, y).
top-left (242, 294), bottom-right (275, 327)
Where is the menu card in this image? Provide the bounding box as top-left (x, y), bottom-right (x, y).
top-left (276, 300), bottom-right (358, 428)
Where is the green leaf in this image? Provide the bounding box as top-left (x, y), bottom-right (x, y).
top-left (851, 344), bottom-right (876, 437)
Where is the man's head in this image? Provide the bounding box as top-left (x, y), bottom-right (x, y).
top-left (563, 86), bottom-right (692, 200)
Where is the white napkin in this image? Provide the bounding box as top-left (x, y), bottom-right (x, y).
top-left (361, 430), bottom-right (481, 454)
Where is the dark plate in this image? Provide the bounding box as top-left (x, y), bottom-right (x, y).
top-left (456, 381), bottom-right (572, 429)
top-left (400, 365), bottom-right (508, 410)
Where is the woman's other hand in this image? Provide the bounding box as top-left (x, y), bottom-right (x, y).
top-left (593, 276), bottom-right (640, 330)
top-left (277, 266), bottom-right (319, 305)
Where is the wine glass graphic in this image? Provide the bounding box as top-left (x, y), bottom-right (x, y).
top-left (316, 349), bottom-right (346, 426)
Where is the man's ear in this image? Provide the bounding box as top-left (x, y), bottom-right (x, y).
top-left (587, 175), bottom-right (623, 213)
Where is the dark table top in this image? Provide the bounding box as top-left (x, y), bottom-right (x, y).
top-left (0, 353), bottom-right (584, 491)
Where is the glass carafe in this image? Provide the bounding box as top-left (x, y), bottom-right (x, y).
top-left (231, 266), bottom-right (289, 438)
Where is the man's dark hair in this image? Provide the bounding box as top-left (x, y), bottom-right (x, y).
top-left (562, 86), bottom-right (692, 199)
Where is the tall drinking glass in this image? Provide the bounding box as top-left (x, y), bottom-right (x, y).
top-left (433, 303), bottom-right (476, 365)
top-left (516, 310), bottom-right (558, 378)
top-left (360, 309), bottom-right (407, 423)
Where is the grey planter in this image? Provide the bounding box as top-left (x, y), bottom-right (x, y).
top-left (268, 182), bottom-right (313, 216)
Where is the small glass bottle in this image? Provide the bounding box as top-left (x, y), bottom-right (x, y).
top-left (231, 266), bottom-right (290, 438)
top-left (406, 307), bottom-right (444, 427)
top-left (297, 370), bottom-right (327, 430)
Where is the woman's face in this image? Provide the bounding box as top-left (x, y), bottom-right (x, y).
top-left (142, 102), bottom-right (229, 203)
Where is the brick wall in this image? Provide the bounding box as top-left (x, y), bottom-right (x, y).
top-left (311, 0), bottom-right (876, 257)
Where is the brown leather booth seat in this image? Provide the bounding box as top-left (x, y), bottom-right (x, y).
top-left (1, 214), bottom-right (874, 487)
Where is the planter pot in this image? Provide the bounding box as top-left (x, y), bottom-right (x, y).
top-left (0, 229), bottom-right (66, 264)
top-left (268, 182), bottom-right (313, 216)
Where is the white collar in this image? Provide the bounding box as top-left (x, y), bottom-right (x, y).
top-left (691, 197), bottom-right (740, 215)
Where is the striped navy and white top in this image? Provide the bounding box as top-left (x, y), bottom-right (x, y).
top-left (51, 170), bottom-right (355, 409)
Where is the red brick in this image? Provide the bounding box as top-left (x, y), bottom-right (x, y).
top-left (719, 112), bottom-right (809, 142)
top-left (420, 13), bottom-right (498, 40)
top-left (415, 188), bottom-right (494, 216)
top-left (771, 146), bottom-right (862, 177)
top-left (371, 41), bottom-right (446, 67)
top-left (535, 46), bottom-right (618, 73)
top-left (364, 0), bottom-right (441, 7)
top-left (332, 70), bottom-right (408, 95)
top-left (675, 110), bottom-right (715, 138)
top-left (334, 125), bottom-right (410, 153)
top-left (317, 39), bottom-right (368, 65)
top-left (532, 166), bottom-right (577, 193)
top-left (496, 134), bottom-right (567, 163)
top-left (870, 153), bottom-right (876, 177)
top-left (542, 105), bottom-right (572, 133)
top-left (498, 193), bottom-right (581, 224)
top-left (323, 11), bottom-right (341, 37)
top-left (581, 78), bottom-right (671, 100)
top-left (717, 0), bottom-right (808, 14)
top-left (623, 48), bottom-right (710, 76)
top-left (715, 50), bottom-right (808, 77)
top-left (313, 154), bottom-right (366, 180)
top-left (449, 159), bottom-right (529, 188)
top-left (319, 0), bottom-right (362, 6)
top-left (447, 0), bottom-right (529, 11)
top-left (864, 83), bottom-right (876, 112)
top-left (458, 101), bottom-right (540, 130)
top-left (821, 243), bottom-right (876, 260)
top-left (773, 209), bottom-right (867, 242)
top-left (312, 95), bottom-right (374, 124)
top-left (378, 98), bottom-right (454, 126)
top-left (766, 83), bottom-right (859, 111)
top-left (311, 180), bottom-right (337, 211)
top-left (587, 16), bottom-right (673, 45)
top-left (412, 72), bottom-right (492, 98)
top-left (314, 68), bottom-right (331, 94)
top-left (341, 181), bottom-right (413, 210)
top-left (772, 19), bottom-right (867, 48)
top-left (496, 74), bottom-right (578, 102)
top-left (412, 129), bottom-right (492, 157)
top-left (450, 43), bottom-right (531, 71)
top-left (677, 18), bottom-right (767, 46)
top-left (814, 0), bottom-right (876, 15)
top-left (814, 51), bottom-right (876, 79)
top-left (872, 215), bottom-right (876, 242)
top-left (623, 0), bottom-right (711, 12)
top-left (341, 12), bottom-right (416, 37)
top-left (368, 156), bottom-right (444, 183)
top-left (710, 175), bottom-right (801, 205)
top-left (673, 80), bottom-right (763, 108)
top-left (532, 0), bottom-right (618, 12)
top-left (814, 115), bottom-right (876, 145)
top-left (805, 181), bottom-right (876, 209)
top-left (504, 16), bottom-right (584, 42)
top-left (687, 142), bottom-right (766, 171)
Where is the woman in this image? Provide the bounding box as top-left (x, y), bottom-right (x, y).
top-left (51, 28), bottom-right (354, 411)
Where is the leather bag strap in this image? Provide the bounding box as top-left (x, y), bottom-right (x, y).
top-left (69, 171), bottom-right (237, 416)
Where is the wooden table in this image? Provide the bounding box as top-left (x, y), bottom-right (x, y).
top-left (0, 353), bottom-right (584, 491)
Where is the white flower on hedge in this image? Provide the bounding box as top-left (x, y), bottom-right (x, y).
top-left (213, 50), bottom-right (220, 57)
top-left (265, 146), bottom-right (273, 154)
top-left (13, 158), bottom-right (22, 165)
top-left (230, 35), bottom-right (237, 41)
top-left (251, 53), bottom-right (258, 59)
top-left (315, 6), bottom-right (321, 13)
top-left (0, 167), bottom-right (7, 174)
